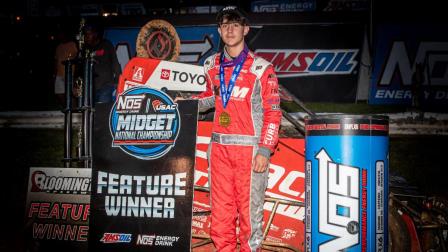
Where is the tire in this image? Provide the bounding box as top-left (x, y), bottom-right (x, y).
top-left (388, 206), bottom-right (411, 252)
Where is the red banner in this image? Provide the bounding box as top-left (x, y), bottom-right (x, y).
top-left (192, 122), bottom-right (305, 251)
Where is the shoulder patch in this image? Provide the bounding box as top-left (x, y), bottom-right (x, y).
top-left (250, 56), bottom-right (272, 79)
top-left (203, 54), bottom-right (217, 72)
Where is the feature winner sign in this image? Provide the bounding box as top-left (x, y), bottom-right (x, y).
top-left (25, 167), bottom-right (91, 251)
top-left (89, 87), bottom-right (198, 251)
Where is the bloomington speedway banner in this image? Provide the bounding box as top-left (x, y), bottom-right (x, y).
top-left (89, 87), bottom-right (198, 251)
top-left (192, 122), bottom-right (305, 251)
top-left (370, 24), bottom-right (448, 107)
top-left (25, 167), bottom-right (91, 252)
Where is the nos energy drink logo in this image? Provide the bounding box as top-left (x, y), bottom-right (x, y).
top-left (109, 87), bottom-right (180, 160)
top-left (316, 148), bottom-right (360, 251)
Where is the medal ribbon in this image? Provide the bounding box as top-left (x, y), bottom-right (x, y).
top-left (219, 44), bottom-right (248, 108)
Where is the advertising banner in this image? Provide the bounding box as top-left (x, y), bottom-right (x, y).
top-left (104, 25), bottom-right (221, 69)
top-left (117, 57), bottom-right (206, 94)
top-left (251, 0), bottom-right (316, 12)
top-left (89, 87), bottom-right (198, 251)
top-left (249, 24), bottom-right (364, 102)
top-left (370, 24), bottom-right (448, 107)
top-left (25, 167), bottom-right (91, 252)
top-left (192, 122), bottom-right (305, 251)
top-left (322, 0), bottom-right (369, 12)
top-left (106, 23), bottom-right (363, 102)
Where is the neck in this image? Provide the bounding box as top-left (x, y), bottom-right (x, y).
top-left (224, 42), bottom-right (245, 58)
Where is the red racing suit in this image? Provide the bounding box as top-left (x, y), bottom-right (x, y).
top-left (195, 50), bottom-right (281, 251)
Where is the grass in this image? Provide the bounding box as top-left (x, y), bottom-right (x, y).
top-left (389, 135), bottom-right (447, 197)
top-left (1, 129), bottom-right (66, 251)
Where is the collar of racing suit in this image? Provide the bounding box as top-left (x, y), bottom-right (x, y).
top-left (222, 44), bottom-right (249, 67)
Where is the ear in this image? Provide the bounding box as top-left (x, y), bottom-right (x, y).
top-left (218, 27), bottom-right (222, 37)
top-left (243, 25), bottom-right (249, 36)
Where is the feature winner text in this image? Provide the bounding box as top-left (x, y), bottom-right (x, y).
top-left (97, 171), bottom-right (186, 218)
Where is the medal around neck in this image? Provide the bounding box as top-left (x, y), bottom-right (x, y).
top-left (219, 45), bottom-right (248, 109)
top-left (218, 111), bottom-right (231, 127)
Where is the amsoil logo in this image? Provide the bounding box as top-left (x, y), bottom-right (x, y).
top-left (100, 233), bottom-right (132, 243)
top-left (255, 49), bottom-right (358, 77)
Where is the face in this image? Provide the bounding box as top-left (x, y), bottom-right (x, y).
top-left (84, 30), bottom-right (99, 47)
top-left (218, 18), bottom-right (249, 48)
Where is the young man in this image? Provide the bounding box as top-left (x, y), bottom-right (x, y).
top-left (194, 6), bottom-right (282, 252)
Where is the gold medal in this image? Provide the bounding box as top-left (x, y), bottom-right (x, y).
top-left (218, 111), bottom-right (231, 127)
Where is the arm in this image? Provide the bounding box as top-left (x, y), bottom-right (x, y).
top-left (192, 72), bottom-right (215, 112)
top-left (189, 55), bottom-right (216, 112)
top-left (253, 65), bottom-right (282, 172)
top-left (105, 40), bottom-right (122, 84)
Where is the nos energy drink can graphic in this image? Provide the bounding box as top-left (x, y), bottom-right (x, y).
top-left (305, 115), bottom-right (388, 252)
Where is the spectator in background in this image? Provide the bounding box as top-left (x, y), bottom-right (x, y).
top-left (53, 29), bottom-right (78, 107)
top-left (84, 23), bottom-right (121, 103)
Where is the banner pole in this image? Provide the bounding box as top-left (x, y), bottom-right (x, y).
top-left (63, 59), bottom-right (73, 168)
top-left (81, 55), bottom-right (92, 168)
top-left (87, 56), bottom-right (94, 168)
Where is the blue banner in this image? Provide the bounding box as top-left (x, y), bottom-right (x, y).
top-left (104, 25), bottom-right (220, 69)
top-left (370, 24), bottom-right (448, 107)
top-left (251, 0), bottom-right (316, 12)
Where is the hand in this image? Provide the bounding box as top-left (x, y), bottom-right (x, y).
top-left (174, 96), bottom-right (186, 102)
top-left (253, 154), bottom-right (269, 173)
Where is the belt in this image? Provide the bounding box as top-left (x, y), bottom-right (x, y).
top-left (211, 133), bottom-right (259, 146)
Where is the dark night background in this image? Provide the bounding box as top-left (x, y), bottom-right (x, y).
top-left (1, 0), bottom-right (447, 251)
top-left (1, 0), bottom-right (446, 111)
